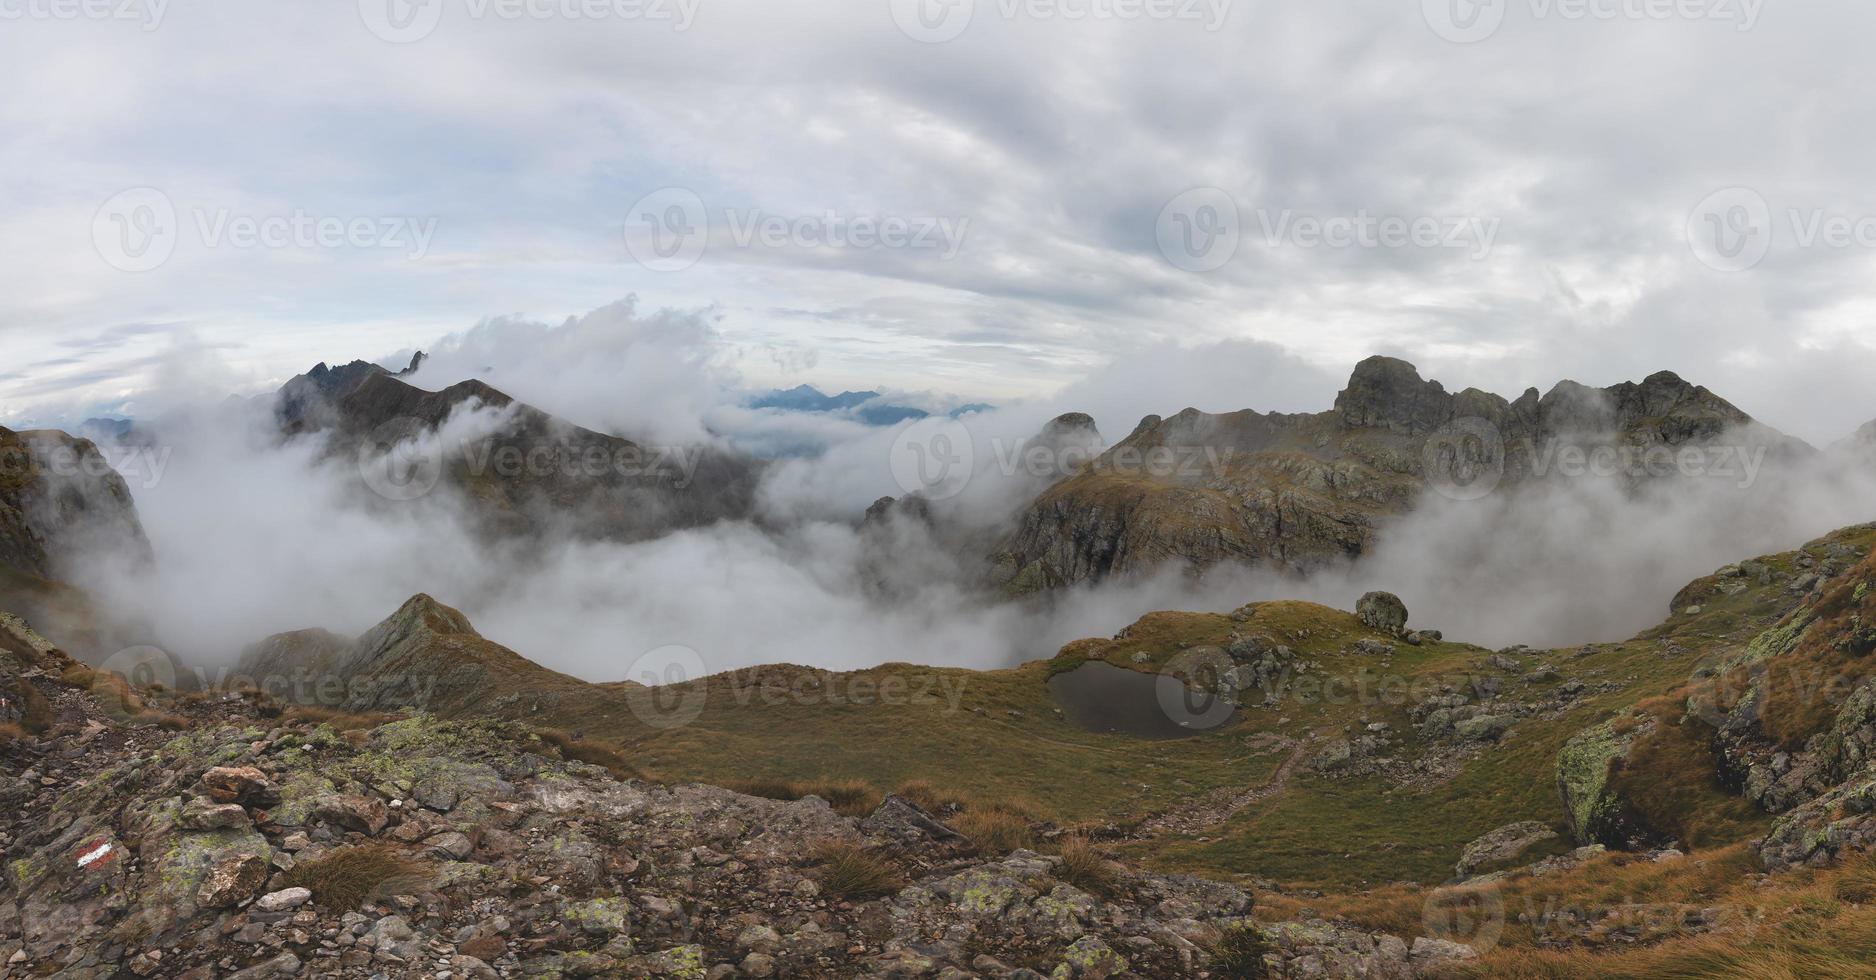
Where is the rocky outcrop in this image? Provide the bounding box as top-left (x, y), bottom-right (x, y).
top-left (0, 666), bottom-right (1462, 978)
top-left (1556, 718), bottom-right (1663, 849)
top-left (0, 426), bottom-right (152, 582)
top-left (995, 357), bottom-right (1810, 592)
top-left (276, 360), bottom-right (761, 542)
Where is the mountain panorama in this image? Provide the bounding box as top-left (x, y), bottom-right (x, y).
top-left (5, 346), bottom-right (1876, 979)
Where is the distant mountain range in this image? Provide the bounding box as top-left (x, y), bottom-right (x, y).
top-left (748, 384), bottom-right (991, 426)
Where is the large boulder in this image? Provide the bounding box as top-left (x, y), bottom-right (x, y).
top-left (1356, 592), bottom-right (1409, 635)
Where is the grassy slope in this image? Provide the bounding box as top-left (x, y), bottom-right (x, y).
top-left (597, 660), bottom-right (1288, 824)
top-left (577, 526), bottom-right (1875, 897)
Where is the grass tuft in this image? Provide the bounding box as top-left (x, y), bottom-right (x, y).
top-left (1053, 836), bottom-right (1122, 897)
top-left (280, 843), bottom-right (428, 911)
top-left (533, 728), bottom-right (643, 781)
top-left (1208, 926), bottom-right (1272, 979)
top-left (810, 840), bottom-right (904, 900)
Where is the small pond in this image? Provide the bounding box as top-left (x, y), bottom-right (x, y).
top-left (1046, 661), bottom-right (1236, 740)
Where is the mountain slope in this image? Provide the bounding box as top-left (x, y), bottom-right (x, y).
top-left (994, 356), bottom-right (1811, 592)
top-left (277, 359), bottom-right (761, 541)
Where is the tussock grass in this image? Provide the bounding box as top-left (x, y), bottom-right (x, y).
top-left (728, 777), bottom-right (882, 817)
top-left (1208, 926), bottom-right (1272, 979)
top-left (132, 710), bottom-right (191, 731)
top-left (1605, 695), bottom-right (1771, 849)
top-left (533, 728), bottom-right (643, 781)
top-left (0, 721), bottom-right (24, 745)
top-left (810, 840), bottom-right (904, 900)
top-left (953, 805), bottom-right (1037, 854)
top-left (14, 678), bottom-right (52, 734)
top-left (285, 705), bottom-right (402, 731)
top-left (281, 843), bottom-right (428, 911)
top-left (1052, 836), bottom-right (1122, 896)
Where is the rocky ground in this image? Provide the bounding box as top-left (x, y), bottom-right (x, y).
top-left (0, 615), bottom-right (1477, 979)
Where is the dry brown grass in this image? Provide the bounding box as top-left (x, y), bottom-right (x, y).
top-left (132, 710), bottom-right (191, 731)
top-left (280, 843), bottom-right (429, 911)
top-left (1605, 695), bottom-right (1771, 849)
top-left (533, 728), bottom-right (643, 782)
top-left (13, 678), bottom-right (52, 734)
top-left (952, 804), bottom-right (1038, 854)
top-left (0, 721), bottom-right (24, 746)
top-left (893, 779), bottom-right (955, 813)
top-left (1052, 836), bottom-right (1122, 897)
top-left (727, 777), bottom-right (882, 817)
top-left (285, 705), bottom-right (403, 731)
top-left (810, 840), bottom-right (904, 900)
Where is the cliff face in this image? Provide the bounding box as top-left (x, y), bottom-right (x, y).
top-left (994, 357), bottom-right (1809, 592)
top-left (0, 426), bottom-right (153, 583)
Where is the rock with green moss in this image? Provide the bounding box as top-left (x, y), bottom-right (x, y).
top-left (1555, 719), bottom-right (1653, 848)
top-left (564, 896), bottom-right (630, 936)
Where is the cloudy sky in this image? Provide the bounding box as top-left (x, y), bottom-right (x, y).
top-left (5, 0), bottom-right (1876, 444)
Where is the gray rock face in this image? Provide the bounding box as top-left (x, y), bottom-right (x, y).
top-left (0, 426), bottom-right (153, 583)
top-left (1356, 592), bottom-right (1409, 634)
top-left (994, 357), bottom-right (1811, 593)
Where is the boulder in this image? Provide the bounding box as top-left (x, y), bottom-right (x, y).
top-left (1356, 592), bottom-right (1409, 635)
top-left (200, 766), bottom-right (280, 808)
top-left (1455, 821), bottom-right (1560, 877)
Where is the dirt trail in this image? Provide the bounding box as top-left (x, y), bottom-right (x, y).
top-left (1127, 735), bottom-right (1315, 839)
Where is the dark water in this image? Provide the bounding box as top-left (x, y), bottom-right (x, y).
top-left (1047, 661), bottom-right (1235, 740)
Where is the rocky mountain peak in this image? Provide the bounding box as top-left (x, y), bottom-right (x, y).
top-left (1333, 355), bottom-right (1454, 434)
top-left (365, 594), bottom-right (479, 647)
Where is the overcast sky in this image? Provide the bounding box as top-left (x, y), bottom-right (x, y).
top-left (4, 0), bottom-right (1875, 444)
